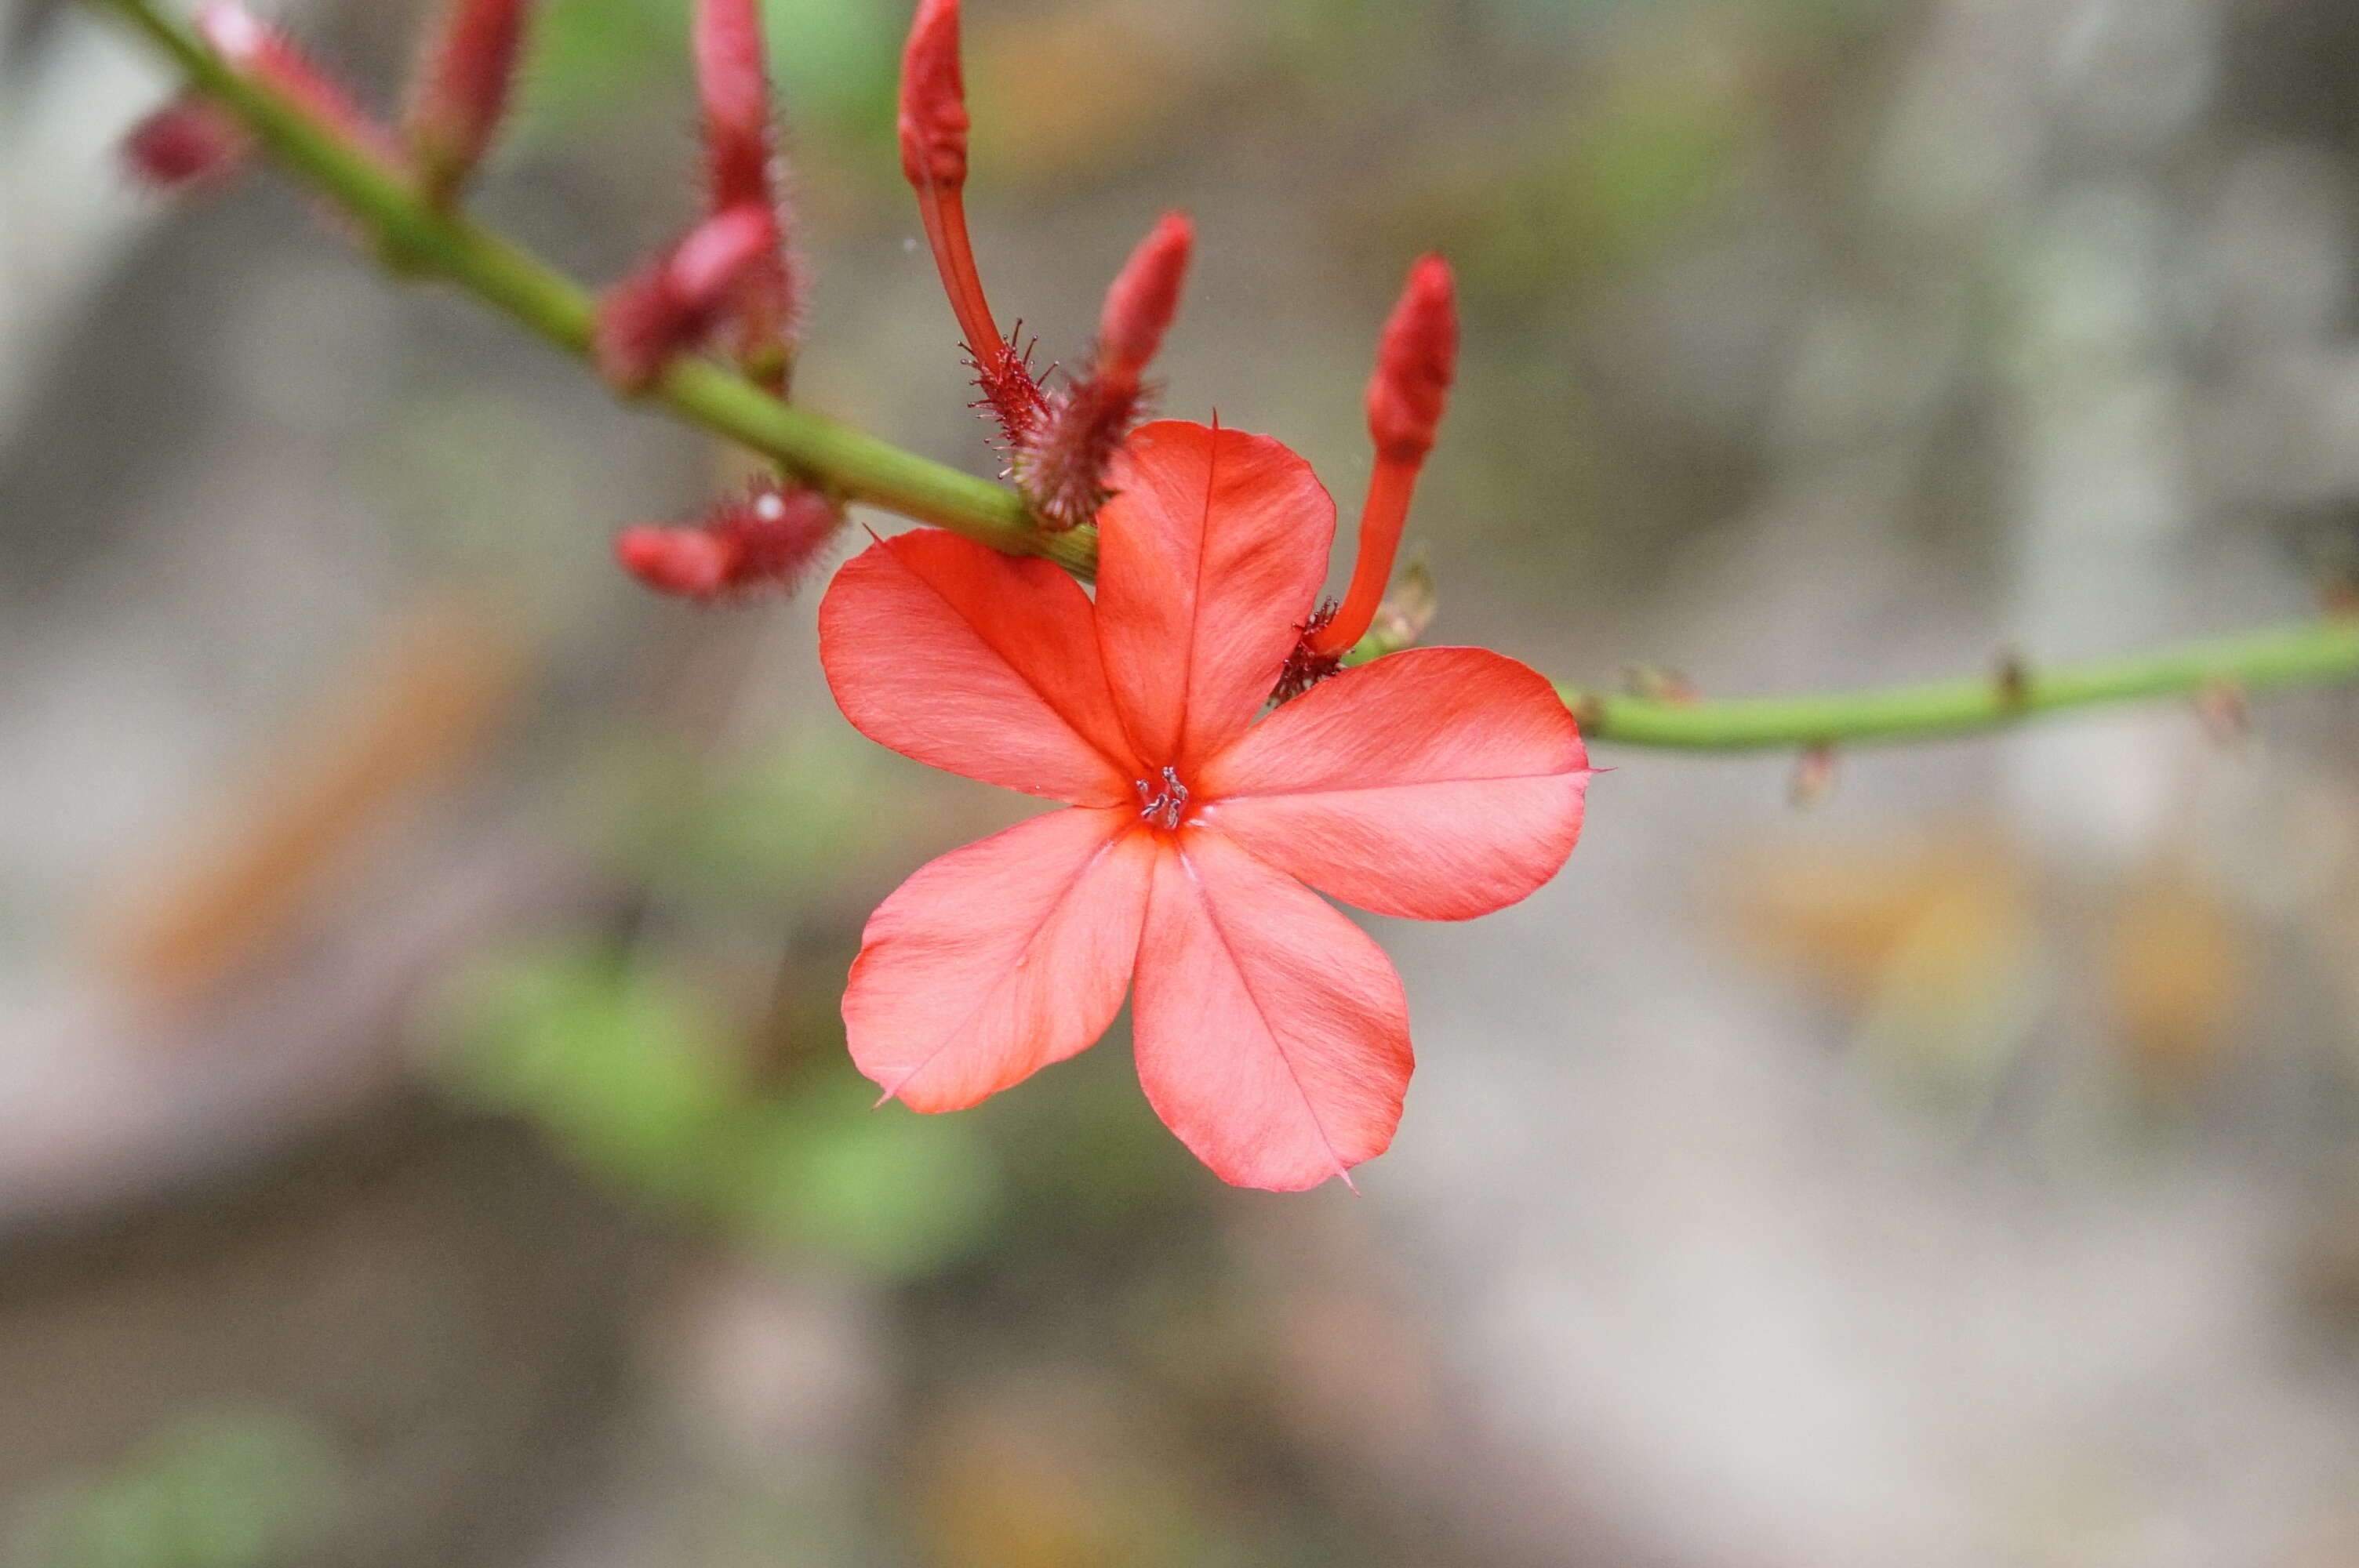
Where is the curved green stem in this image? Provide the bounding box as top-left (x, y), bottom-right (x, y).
top-left (87, 0), bottom-right (2359, 753)
top-left (1558, 619), bottom-right (2359, 750)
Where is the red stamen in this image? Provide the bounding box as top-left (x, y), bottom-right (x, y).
top-left (403, 0), bottom-right (533, 204)
top-left (1309, 255), bottom-right (1456, 656)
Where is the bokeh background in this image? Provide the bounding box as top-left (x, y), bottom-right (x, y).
top-left (9, 0), bottom-right (2359, 1563)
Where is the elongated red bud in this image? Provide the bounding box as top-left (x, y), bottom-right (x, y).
top-left (616, 481), bottom-right (842, 601)
top-left (1365, 253), bottom-right (1456, 463)
top-left (196, 2), bottom-right (405, 170)
top-left (1304, 256), bottom-right (1459, 659)
top-left (1011, 212), bottom-right (1196, 529)
top-left (696, 0), bottom-right (772, 209)
top-left (692, 0), bottom-right (801, 389)
top-left (594, 203), bottom-right (778, 392)
top-left (894, 0), bottom-right (1039, 444)
top-left (123, 96), bottom-right (251, 187)
top-left (616, 525), bottom-right (733, 598)
top-left (404, 0), bottom-right (533, 205)
top-left (897, 0), bottom-right (969, 191)
top-left (1096, 212), bottom-right (1193, 382)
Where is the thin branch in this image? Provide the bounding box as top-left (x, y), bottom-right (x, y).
top-left (1559, 620), bottom-right (2359, 750)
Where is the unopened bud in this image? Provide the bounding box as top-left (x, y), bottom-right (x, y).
top-left (594, 204), bottom-right (776, 393)
top-left (1096, 212), bottom-right (1194, 382)
top-left (696, 0), bottom-right (772, 209)
top-left (1365, 253), bottom-right (1456, 464)
top-left (670, 202), bottom-right (776, 303)
top-left (616, 525), bottom-right (733, 598)
top-left (404, 0), bottom-right (533, 205)
top-left (897, 0), bottom-right (969, 190)
top-left (123, 96), bottom-right (251, 187)
top-left (616, 481), bottom-right (843, 601)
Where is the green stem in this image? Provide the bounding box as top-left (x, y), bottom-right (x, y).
top-left (88, 0), bottom-right (1092, 575)
top-left (1559, 619), bottom-right (2359, 750)
top-left (89, 0), bottom-right (2359, 753)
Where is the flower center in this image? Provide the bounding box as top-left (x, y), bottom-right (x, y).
top-left (1133, 765), bottom-right (1192, 831)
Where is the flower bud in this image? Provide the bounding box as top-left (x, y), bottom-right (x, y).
top-left (1364, 253), bottom-right (1456, 465)
top-left (1096, 212), bottom-right (1194, 383)
top-left (696, 0), bottom-right (772, 209)
top-left (616, 481), bottom-right (842, 601)
top-left (404, 0), bottom-right (533, 205)
top-left (123, 96), bottom-right (251, 188)
top-left (594, 203), bottom-right (776, 393)
top-left (897, 0), bottom-right (969, 191)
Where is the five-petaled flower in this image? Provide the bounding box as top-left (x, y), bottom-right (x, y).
top-left (818, 422), bottom-right (1591, 1190)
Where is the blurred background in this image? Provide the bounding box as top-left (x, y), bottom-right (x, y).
top-left (8, 0), bottom-right (2359, 1562)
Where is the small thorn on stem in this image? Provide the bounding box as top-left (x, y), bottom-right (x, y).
top-left (2193, 677), bottom-right (2250, 749)
top-left (1994, 649), bottom-right (2032, 710)
top-left (1620, 665), bottom-right (1701, 705)
top-left (1789, 742), bottom-right (1837, 809)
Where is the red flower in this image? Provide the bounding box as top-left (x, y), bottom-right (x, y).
top-left (818, 421), bottom-right (1590, 1190)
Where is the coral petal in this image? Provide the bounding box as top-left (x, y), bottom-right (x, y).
top-left (1198, 647), bottom-right (1588, 920)
top-left (847, 808), bottom-right (1154, 1112)
top-left (819, 529), bottom-right (1140, 804)
top-left (1132, 829), bottom-right (1411, 1190)
top-left (1096, 422), bottom-right (1335, 770)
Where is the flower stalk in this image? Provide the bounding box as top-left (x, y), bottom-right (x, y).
top-left (84, 0), bottom-right (2359, 754)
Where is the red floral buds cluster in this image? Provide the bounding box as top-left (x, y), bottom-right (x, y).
top-left (896, 0), bottom-right (1193, 531)
top-left (598, 0), bottom-right (834, 601)
top-left (124, 0), bottom-right (522, 193)
top-left (125, 2), bottom-right (402, 187)
top-left (593, 0), bottom-right (803, 397)
top-left (614, 479), bottom-right (842, 601)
